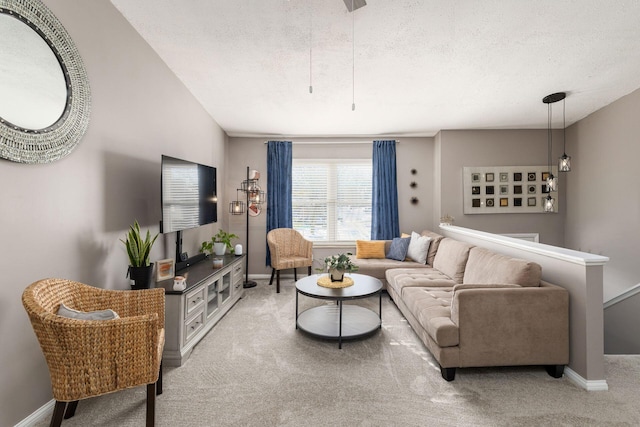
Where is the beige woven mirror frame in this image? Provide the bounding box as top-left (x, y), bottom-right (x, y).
top-left (0, 0), bottom-right (90, 163)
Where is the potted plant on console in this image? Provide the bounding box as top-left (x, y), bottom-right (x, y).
top-left (322, 253), bottom-right (359, 282)
top-left (200, 229), bottom-right (239, 256)
top-left (121, 220), bottom-right (159, 289)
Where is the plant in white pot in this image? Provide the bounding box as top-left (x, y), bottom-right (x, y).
top-left (321, 252), bottom-right (359, 282)
top-left (121, 220), bottom-right (158, 289)
top-left (200, 229), bottom-right (239, 256)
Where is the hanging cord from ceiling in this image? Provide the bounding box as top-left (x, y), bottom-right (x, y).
top-left (562, 98), bottom-right (566, 154)
top-left (547, 102), bottom-right (552, 173)
top-left (562, 98), bottom-right (567, 152)
top-left (351, 0), bottom-right (356, 111)
top-left (309, 0), bottom-right (313, 94)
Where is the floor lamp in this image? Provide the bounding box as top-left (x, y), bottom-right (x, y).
top-left (230, 166), bottom-right (264, 288)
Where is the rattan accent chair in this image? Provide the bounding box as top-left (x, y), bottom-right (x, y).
top-left (22, 278), bottom-right (165, 427)
top-left (267, 228), bottom-right (313, 293)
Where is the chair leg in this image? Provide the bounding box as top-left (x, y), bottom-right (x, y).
top-left (63, 400), bottom-right (79, 419)
top-left (294, 268), bottom-right (298, 282)
top-left (277, 270), bottom-right (281, 293)
top-left (50, 401), bottom-right (66, 427)
top-left (308, 266), bottom-right (312, 276)
top-left (269, 268), bottom-right (276, 286)
top-left (146, 383), bottom-right (156, 427)
top-left (156, 360), bottom-right (163, 395)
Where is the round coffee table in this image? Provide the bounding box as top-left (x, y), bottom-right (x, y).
top-left (295, 273), bottom-right (383, 348)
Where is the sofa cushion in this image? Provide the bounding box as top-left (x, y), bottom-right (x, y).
top-left (351, 258), bottom-right (431, 281)
top-left (463, 247), bottom-right (542, 287)
top-left (453, 284), bottom-right (522, 292)
top-left (407, 232), bottom-right (432, 264)
top-left (420, 230), bottom-right (444, 266)
top-left (403, 287), bottom-right (458, 347)
top-left (355, 240), bottom-right (386, 259)
top-left (386, 237), bottom-right (411, 261)
top-left (386, 268), bottom-right (456, 297)
top-left (432, 238), bottom-right (474, 284)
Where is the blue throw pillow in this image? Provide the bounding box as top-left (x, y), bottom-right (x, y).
top-left (386, 237), bottom-right (411, 261)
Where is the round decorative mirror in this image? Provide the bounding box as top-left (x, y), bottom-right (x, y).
top-left (0, 0), bottom-right (90, 163)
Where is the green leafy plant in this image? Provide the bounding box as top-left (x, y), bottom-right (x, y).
top-left (200, 229), bottom-right (239, 255)
top-left (120, 220), bottom-right (158, 267)
top-left (317, 252), bottom-right (359, 273)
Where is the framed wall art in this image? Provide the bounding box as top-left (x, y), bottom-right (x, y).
top-left (463, 166), bottom-right (558, 214)
top-left (156, 258), bottom-right (175, 281)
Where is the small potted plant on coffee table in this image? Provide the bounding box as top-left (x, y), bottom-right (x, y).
top-left (322, 252), bottom-right (359, 282)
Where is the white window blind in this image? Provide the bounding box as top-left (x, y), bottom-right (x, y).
top-left (162, 162), bottom-right (199, 231)
top-left (292, 159), bottom-right (372, 242)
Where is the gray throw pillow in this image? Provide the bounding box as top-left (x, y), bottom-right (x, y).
top-left (57, 303), bottom-right (119, 320)
top-left (386, 237), bottom-right (411, 261)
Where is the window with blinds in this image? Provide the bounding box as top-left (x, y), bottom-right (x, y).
top-left (292, 159), bottom-right (372, 242)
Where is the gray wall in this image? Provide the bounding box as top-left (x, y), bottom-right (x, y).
top-left (563, 87), bottom-right (640, 353)
top-left (604, 291), bottom-right (640, 354)
top-left (225, 137), bottom-right (434, 277)
top-left (227, 130), bottom-right (574, 279)
top-left (435, 129), bottom-right (566, 246)
top-left (225, 138), bottom-right (268, 277)
top-left (564, 88), bottom-right (640, 302)
top-left (1, 1), bottom-right (227, 425)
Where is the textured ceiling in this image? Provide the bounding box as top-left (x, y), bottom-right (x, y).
top-left (111, 0), bottom-right (640, 137)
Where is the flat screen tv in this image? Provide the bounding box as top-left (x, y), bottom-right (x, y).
top-left (160, 155), bottom-right (217, 234)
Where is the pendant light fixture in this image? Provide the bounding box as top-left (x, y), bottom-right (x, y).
top-left (543, 192), bottom-right (555, 213)
top-left (559, 95), bottom-right (571, 172)
top-left (229, 189), bottom-right (245, 215)
top-left (542, 92), bottom-right (565, 212)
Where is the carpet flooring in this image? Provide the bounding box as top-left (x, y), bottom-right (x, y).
top-left (33, 279), bottom-right (640, 426)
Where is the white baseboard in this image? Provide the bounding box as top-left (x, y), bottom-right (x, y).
top-left (15, 399), bottom-right (54, 427)
top-left (564, 367), bottom-right (609, 391)
top-left (250, 273), bottom-right (313, 280)
top-left (250, 274), bottom-right (273, 279)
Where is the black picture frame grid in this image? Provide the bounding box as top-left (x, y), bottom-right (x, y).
top-left (463, 166), bottom-right (558, 214)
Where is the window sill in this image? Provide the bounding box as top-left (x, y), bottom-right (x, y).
top-left (311, 241), bottom-right (356, 249)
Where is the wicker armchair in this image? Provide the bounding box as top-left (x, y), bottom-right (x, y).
top-left (267, 228), bottom-right (313, 293)
top-left (22, 278), bottom-right (165, 427)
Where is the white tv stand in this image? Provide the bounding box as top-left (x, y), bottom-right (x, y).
top-left (155, 254), bottom-right (245, 366)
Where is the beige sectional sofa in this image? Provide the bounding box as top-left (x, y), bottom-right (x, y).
top-left (352, 230), bottom-right (569, 381)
